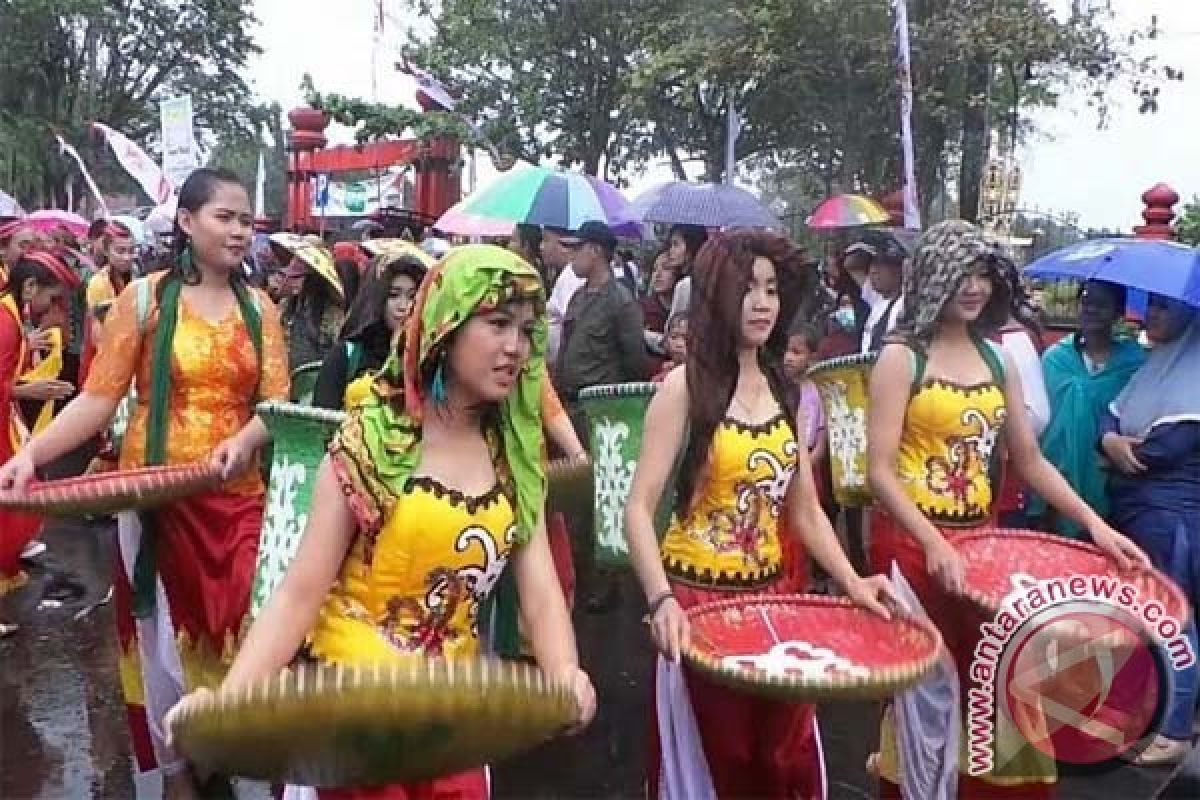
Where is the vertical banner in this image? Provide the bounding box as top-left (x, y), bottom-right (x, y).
top-left (54, 133), bottom-right (109, 216)
top-left (724, 100), bottom-right (741, 185)
top-left (160, 95), bottom-right (199, 189)
top-left (891, 0), bottom-right (922, 230)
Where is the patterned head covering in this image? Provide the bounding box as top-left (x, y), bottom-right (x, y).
top-left (890, 219), bottom-right (1011, 348)
top-left (21, 248), bottom-right (82, 289)
top-left (330, 244), bottom-right (547, 555)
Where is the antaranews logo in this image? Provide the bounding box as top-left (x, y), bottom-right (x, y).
top-left (967, 574), bottom-right (1195, 775)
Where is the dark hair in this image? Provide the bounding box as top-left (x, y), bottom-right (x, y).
top-left (87, 219), bottom-right (107, 240)
top-left (996, 253), bottom-right (1043, 347)
top-left (668, 224), bottom-right (708, 278)
top-left (166, 167), bottom-right (248, 297)
top-left (787, 318), bottom-right (822, 351)
top-left (678, 230), bottom-right (816, 515)
top-left (340, 255), bottom-right (427, 346)
top-left (335, 258), bottom-right (361, 308)
top-left (7, 255), bottom-right (64, 300)
top-left (1079, 279), bottom-right (1127, 311)
top-left (514, 224), bottom-right (547, 281)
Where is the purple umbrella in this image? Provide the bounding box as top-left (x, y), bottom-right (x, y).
top-left (630, 181), bottom-right (781, 230)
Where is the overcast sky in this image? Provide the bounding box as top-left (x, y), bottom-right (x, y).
top-left (249, 0), bottom-right (1200, 232)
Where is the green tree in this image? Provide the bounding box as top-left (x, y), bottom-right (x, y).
top-left (206, 104), bottom-right (288, 218)
top-left (1176, 196), bottom-right (1200, 247)
top-left (0, 0), bottom-right (261, 209)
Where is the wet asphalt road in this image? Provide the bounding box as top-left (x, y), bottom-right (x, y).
top-left (1, 520), bottom-right (1194, 799)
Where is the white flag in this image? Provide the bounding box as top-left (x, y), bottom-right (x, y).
top-left (891, 0), bottom-right (922, 230)
top-left (255, 151), bottom-right (266, 218)
top-left (92, 121), bottom-right (173, 205)
top-left (54, 134), bottom-right (109, 216)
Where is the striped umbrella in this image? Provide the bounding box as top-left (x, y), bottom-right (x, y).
top-left (806, 195), bottom-right (891, 230)
top-left (436, 164), bottom-right (639, 236)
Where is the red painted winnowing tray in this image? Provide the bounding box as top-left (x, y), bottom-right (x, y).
top-left (683, 594), bottom-right (942, 701)
top-left (953, 528), bottom-right (1189, 623)
top-left (0, 463), bottom-right (221, 517)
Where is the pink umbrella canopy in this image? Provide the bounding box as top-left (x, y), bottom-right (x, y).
top-left (25, 209), bottom-right (91, 237)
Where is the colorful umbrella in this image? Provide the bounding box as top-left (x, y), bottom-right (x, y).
top-left (1025, 238), bottom-right (1200, 308)
top-left (629, 181), bottom-right (781, 229)
top-left (25, 209), bottom-right (90, 237)
top-left (436, 164), bottom-right (639, 236)
top-left (807, 195), bottom-right (890, 230)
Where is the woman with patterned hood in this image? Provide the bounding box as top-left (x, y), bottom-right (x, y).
top-left (170, 244), bottom-right (596, 799)
top-left (1100, 295), bottom-right (1200, 767)
top-left (626, 230), bottom-right (894, 799)
top-left (0, 169), bottom-right (290, 798)
top-left (865, 220), bottom-right (1146, 799)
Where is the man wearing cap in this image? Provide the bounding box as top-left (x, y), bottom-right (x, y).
top-left (856, 239), bottom-right (906, 354)
top-left (556, 221), bottom-right (648, 427)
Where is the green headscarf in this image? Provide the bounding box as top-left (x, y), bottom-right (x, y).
top-left (329, 244), bottom-right (547, 551)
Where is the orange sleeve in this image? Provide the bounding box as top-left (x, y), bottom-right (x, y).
top-left (540, 367), bottom-right (566, 425)
top-left (257, 290), bottom-right (290, 401)
top-left (83, 282), bottom-right (142, 399)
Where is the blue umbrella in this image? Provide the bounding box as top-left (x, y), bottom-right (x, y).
top-left (1025, 238), bottom-right (1200, 308)
top-left (630, 181), bottom-right (781, 230)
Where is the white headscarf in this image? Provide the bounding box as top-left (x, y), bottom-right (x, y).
top-left (1111, 309), bottom-right (1200, 438)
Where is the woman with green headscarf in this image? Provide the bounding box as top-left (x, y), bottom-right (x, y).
top-left (170, 244), bottom-right (595, 799)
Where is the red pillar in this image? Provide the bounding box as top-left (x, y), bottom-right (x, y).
top-left (1133, 183), bottom-right (1179, 241)
top-left (285, 107), bottom-right (329, 232)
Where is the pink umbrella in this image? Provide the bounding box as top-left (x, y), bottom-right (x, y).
top-left (25, 210), bottom-right (91, 237)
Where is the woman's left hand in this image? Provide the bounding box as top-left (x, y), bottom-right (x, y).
top-left (1089, 521), bottom-right (1151, 572)
top-left (210, 434), bottom-right (254, 481)
top-left (844, 574), bottom-right (897, 619)
top-left (547, 665), bottom-right (596, 734)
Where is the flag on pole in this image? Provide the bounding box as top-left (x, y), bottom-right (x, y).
top-left (891, 0), bottom-right (921, 230)
top-left (724, 100), bottom-right (742, 185)
top-left (54, 133), bottom-right (109, 216)
top-left (92, 122), bottom-right (173, 205)
top-left (396, 56), bottom-right (458, 112)
top-left (255, 151), bottom-right (266, 218)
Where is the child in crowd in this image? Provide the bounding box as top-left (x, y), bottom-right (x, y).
top-left (783, 323), bottom-right (827, 464)
top-left (652, 311), bottom-right (688, 382)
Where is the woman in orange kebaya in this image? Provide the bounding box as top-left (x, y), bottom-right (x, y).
top-left (0, 168), bottom-right (289, 798)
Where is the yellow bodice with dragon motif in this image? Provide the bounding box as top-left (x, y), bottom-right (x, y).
top-left (309, 477), bottom-right (517, 665)
top-left (661, 413), bottom-right (797, 588)
top-left (895, 378), bottom-right (1007, 526)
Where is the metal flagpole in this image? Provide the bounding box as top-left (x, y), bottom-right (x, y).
top-left (891, 0), bottom-right (921, 230)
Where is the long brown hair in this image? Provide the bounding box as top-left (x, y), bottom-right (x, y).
top-left (677, 230), bottom-right (817, 515)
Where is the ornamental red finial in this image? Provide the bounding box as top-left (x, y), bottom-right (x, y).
top-left (1134, 182), bottom-right (1179, 240)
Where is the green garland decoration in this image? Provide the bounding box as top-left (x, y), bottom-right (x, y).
top-left (301, 75), bottom-right (478, 147)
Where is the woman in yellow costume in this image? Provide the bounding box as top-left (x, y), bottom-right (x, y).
top-left (865, 220), bottom-right (1146, 799)
top-left (171, 244), bottom-right (596, 799)
top-left (0, 168), bottom-right (290, 799)
top-left (626, 230), bottom-right (894, 799)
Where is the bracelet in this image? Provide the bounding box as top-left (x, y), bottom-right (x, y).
top-left (647, 590), bottom-right (675, 616)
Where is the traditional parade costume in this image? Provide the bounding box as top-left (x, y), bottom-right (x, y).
top-left (0, 290), bottom-right (41, 596)
top-left (84, 269), bottom-right (288, 778)
top-left (871, 222), bottom-right (1055, 798)
top-left (652, 409), bottom-right (825, 799)
top-left (301, 246), bottom-right (548, 798)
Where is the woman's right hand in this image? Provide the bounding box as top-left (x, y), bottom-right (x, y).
top-left (647, 595), bottom-right (690, 662)
top-left (0, 452), bottom-right (38, 493)
top-left (1101, 433), bottom-right (1146, 476)
top-left (925, 538), bottom-right (966, 595)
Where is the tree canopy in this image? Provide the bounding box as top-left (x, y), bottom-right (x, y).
top-left (0, 0), bottom-right (261, 208)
